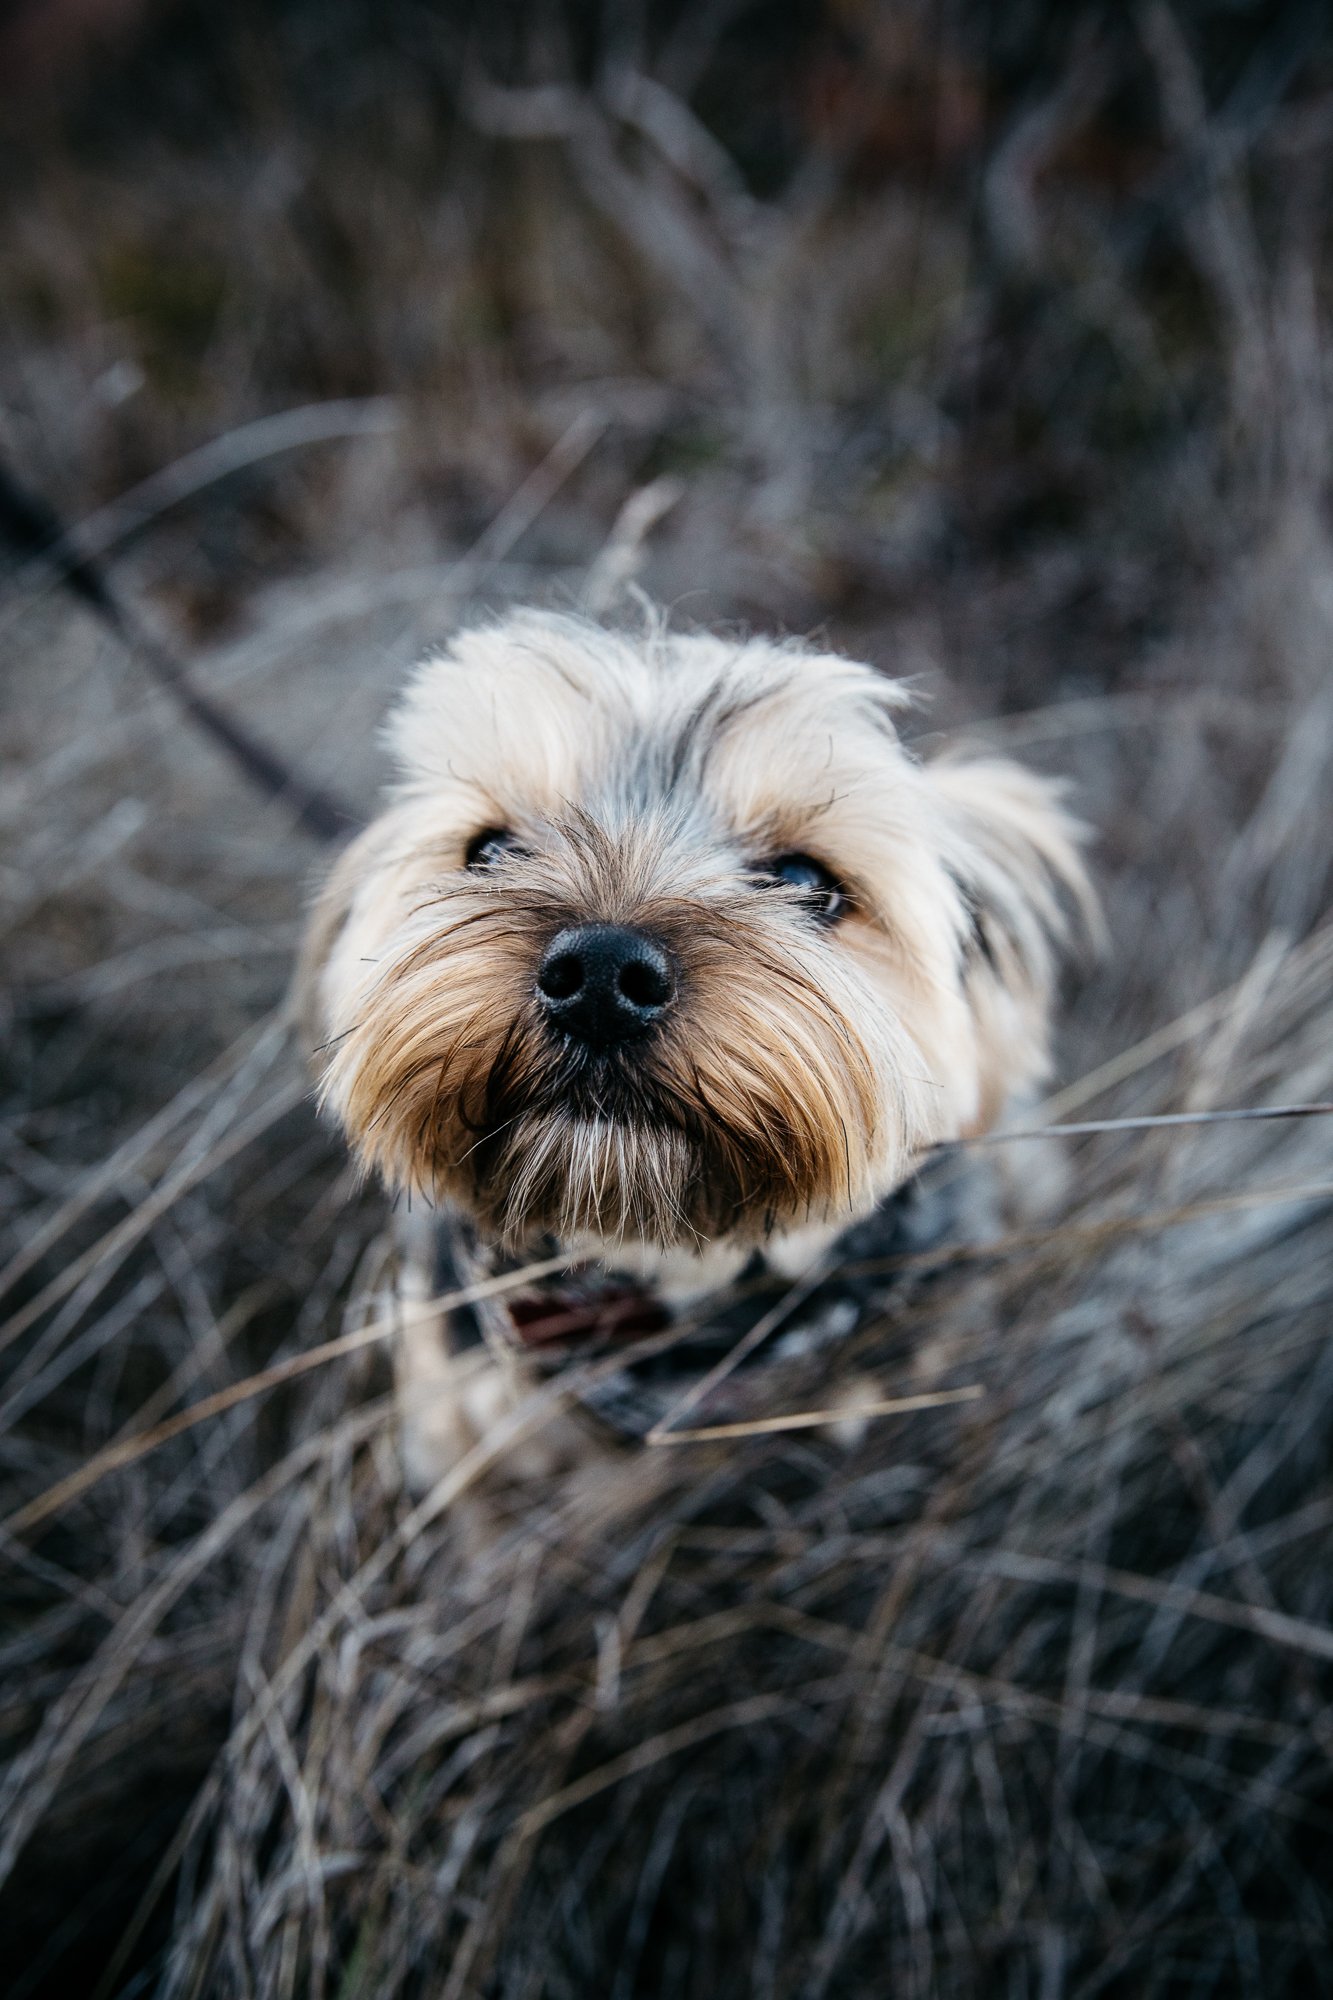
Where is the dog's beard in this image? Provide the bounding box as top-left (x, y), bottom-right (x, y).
top-left (322, 880), bottom-right (933, 1250)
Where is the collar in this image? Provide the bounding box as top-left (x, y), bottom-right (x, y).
top-left (427, 1159), bottom-right (966, 1445)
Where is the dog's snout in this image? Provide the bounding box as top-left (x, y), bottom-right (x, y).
top-left (537, 924), bottom-right (675, 1046)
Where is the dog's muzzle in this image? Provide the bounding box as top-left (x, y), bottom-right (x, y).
top-left (536, 923), bottom-right (675, 1049)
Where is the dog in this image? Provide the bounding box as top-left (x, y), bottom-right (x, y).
top-left (299, 610), bottom-right (1092, 1498)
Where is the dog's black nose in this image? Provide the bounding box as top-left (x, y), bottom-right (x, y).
top-left (536, 924), bottom-right (675, 1046)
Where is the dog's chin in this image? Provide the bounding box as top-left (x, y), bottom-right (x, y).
top-left (459, 1106), bottom-right (906, 1258)
top-left (444, 1095), bottom-right (851, 1252)
top-left (465, 1109), bottom-right (705, 1250)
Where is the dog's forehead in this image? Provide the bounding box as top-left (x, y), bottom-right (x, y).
top-left (387, 614), bottom-right (912, 834)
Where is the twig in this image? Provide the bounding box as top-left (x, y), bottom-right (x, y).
top-left (0, 410), bottom-right (606, 846)
top-left (0, 1013), bottom-right (283, 1308)
top-left (459, 408), bottom-right (607, 572)
top-left (644, 1256), bottom-right (835, 1444)
top-left (581, 477), bottom-right (683, 612)
top-left (49, 398), bottom-right (400, 571)
top-left (0, 1065), bottom-right (306, 1360)
top-left (646, 1384), bottom-right (984, 1445)
top-left (956, 1542), bottom-right (1333, 1669)
top-left (15, 1173), bottom-right (1330, 1536)
top-left (940, 1102), bottom-right (1333, 1149)
top-left (0, 1255), bottom-right (570, 1540)
top-left (838, 1180), bottom-right (1333, 1287)
top-left (0, 458), bottom-right (358, 842)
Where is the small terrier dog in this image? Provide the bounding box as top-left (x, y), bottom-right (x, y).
top-left (300, 611), bottom-right (1090, 1493)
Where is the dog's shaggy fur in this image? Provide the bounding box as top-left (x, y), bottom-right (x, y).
top-left (301, 611), bottom-right (1090, 1489)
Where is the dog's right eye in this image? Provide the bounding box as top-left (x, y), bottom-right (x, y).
top-left (464, 827), bottom-right (518, 869)
top-left (757, 852), bottom-right (849, 924)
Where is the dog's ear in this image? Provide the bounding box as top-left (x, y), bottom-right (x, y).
top-left (291, 814), bottom-right (405, 1070)
top-left (925, 755), bottom-right (1099, 1132)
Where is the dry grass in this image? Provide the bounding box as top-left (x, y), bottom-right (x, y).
top-left (3, 5), bottom-right (1333, 1995)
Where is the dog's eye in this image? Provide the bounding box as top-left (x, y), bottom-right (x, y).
top-left (464, 827), bottom-right (518, 869)
top-left (759, 852), bottom-right (849, 924)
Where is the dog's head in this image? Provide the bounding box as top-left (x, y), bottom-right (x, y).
top-left (302, 612), bottom-right (1091, 1258)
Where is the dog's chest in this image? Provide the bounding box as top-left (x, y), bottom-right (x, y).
top-left (426, 1163), bottom-right (968, 1445)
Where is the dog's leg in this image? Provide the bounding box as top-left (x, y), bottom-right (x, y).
top-left (389, 1210), bottom-right (602, 1508)
top-left (387, 1208), bottom-right (501, 1496)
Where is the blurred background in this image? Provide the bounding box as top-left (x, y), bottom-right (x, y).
top-left (3, 4), bottom-right (1333, 1996)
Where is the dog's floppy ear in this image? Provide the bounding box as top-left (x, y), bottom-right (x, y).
top-left (291, 813), bottom-right (407, 1070)
top-left (926, 755), bottom-right (1099, 1132)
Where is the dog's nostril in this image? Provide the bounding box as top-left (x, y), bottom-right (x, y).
top-left (617, 957), bottom-right (671, 1009)
top-left (537, 951), bottom-right (583, 1002)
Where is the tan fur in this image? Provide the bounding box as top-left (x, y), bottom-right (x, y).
top-left (304, 610), bottom-right (1090, 1255)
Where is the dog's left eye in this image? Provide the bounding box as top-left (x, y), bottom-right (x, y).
top-left (464, 827), bottom-right (519, 869)
top-left (758, 852), bottom-right (849, 923)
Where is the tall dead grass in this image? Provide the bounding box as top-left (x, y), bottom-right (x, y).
top-left (2, 5), bottom-right (1333, 1994)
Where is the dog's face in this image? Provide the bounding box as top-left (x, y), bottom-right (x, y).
top-left (303, 613), bottom-right (1089, 1258)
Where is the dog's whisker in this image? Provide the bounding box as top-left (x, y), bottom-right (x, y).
top-left (311, 1021), bottom-right (363, 1055)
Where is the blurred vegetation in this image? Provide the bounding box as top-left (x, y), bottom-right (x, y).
top-left (1, 0), bottom-right (1326, 658)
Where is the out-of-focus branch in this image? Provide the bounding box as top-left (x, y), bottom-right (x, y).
top-left (465, 71), bottom-right (751, 390)
top-left (599, 63), bottom-right (759, 233)
top-left (463, 64), bottom-right (827, 517)
top-left (1140, 1), bottom-right (1273, 443)
top-left (581, 476), bottom-right (683, 613)
top-left (0, 460), bottom-right (359, 843)
top-left (983, 35), bottom-right (1116, 274)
